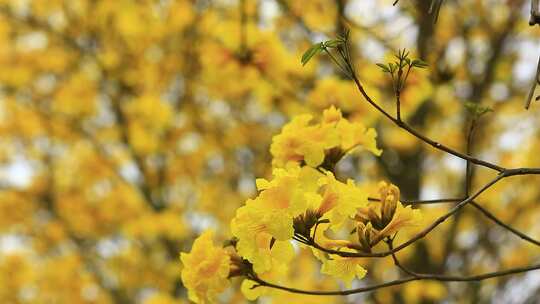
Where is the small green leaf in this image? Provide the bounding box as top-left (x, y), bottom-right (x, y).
top-left (412, 59), bottom-right (429, 68)
top-left (399, 60), bottom-right (407, 69)
top-left (324, 39), bottom-right (341, 48)
top-left (464, 102), bottom-right (493, 117)
top-left (301, 42), bottom-right (323, 66)
top-left (394, 48), bottom-right (409, 61)
top-left (376, 63), bottom-right (390, 73)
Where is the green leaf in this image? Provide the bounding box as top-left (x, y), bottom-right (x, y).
top-left (376, 63), bottom-right (390, 73)
top-left (412, 59), bottom-right (429, 68)
top-left (394, 48), bottom-right (409, 61)
top-left (324, 39), bottom-right (341, 48)
top-left (464, 102), bottom-right (493, 117)
top-left (389, 63), bottom-right (397, 73)
top-left (399, 60), bottom-right (407, 69)
top-left (301, 42), bottom-right (323, 66)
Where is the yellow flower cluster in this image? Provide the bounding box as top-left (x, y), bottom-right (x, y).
top-left (270, 106), bottom-right (381, 169)
top-left (180, 108), bottom-right (422, 302)
top-left (231, 165), bottom-right (368, 275)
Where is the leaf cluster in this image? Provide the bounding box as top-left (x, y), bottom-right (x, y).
top-left (464, 102), bottom-right (493, 119)
top-left (376, 49), bottom-right (428, 92)
top-left (301, 37), bottom-right (347, 66)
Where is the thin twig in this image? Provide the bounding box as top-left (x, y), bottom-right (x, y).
top-left (324, 48), bottom-right (352, 78)
top-left (250, 262), bottom-right (540, 296)
top-left (349, 69), bottom-right (505, 172)
top-left (525, 54), bottom-right (540, 109)
top-left (368, 197), bottom-right (463, 205)
top-left (470, 201), bottom-right (540, 246)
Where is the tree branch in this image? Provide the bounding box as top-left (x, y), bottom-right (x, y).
top-left (250, 262), bottom-right (540, 296)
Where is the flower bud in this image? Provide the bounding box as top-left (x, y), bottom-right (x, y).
top-left (367, 207), bottom-right (384, 230)
top-left (378, 181), bottom-right (389, 202)
top-left (354, 207), bottom-right (370, 224)
top-left (388, 184), bottom-right (400, 202)
top-left (381, 194), bottom-right (397, 226)
top-left (357, 222), bottom-right (374, 252)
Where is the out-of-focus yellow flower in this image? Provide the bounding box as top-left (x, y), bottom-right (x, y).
top-left (403, 281), bottom-right (447, 303)
top-left (180, 231), bottom-right (231, 304)
top-left (142, 292), bottom-right (186, 304)
top-left (308, 77), bottom-right (372, 117)
top-left (271, 106), bottom-right (381, 169)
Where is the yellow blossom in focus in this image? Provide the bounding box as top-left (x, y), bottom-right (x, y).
top-left (180, 231), bottom-right (230, 304)
top-left (320, 253), bottom-right (367, 287)
top-left (241, 279), bottom-right (269, 301)
top-left (231, 166), bottom-right (318, 273)
top-left (378, 201), bottom-right (422, 238)
top-left (271, 106), bottom-right (381, 168)
top-left (356, 182), bottom-right (422, 246)
top-left (317, 171), bottom-right (369, 231)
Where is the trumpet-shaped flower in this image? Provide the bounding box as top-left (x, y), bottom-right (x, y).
top-left (320, 253), bottom-right (367, 287)
top-left (271, 106), bottom-right (381, 168)
top-left (231, 166), bottom-right (319, 273)
top-left (231, 205), bottom-right (295, 273)
top-left (355, 182), bottom-right (422, 247)
top-left (317, 172), bottom-right (369, 231)
top-left (180, 231), bottom-right (231, 304)
top-left (377, 202), bottom-right (422, 240)
top-left (241, 279), bottom-right (267, 301)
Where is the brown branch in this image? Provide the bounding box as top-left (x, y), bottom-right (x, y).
top-left (388, 240), bottom-right (540, 283)
top-left (368, 197), bottom-right (463, 205)
top-left (326, 34), bottom-right (507, 172)
top-left (250, 262), bottom-right (540, 296)
top-left (470, 201), bottom-right (540, 246)
top-left (348, 68), bottom-right (505, 172)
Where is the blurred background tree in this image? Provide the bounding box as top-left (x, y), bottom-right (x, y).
top-left (0, 0), bottom-right (539, 303)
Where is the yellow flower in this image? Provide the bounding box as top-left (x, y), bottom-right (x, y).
top-left (355, 182), bottom-right (422, 247)
top-left (320, 254), bottom-right (367, 287)
top-left (309, 222), bottom-right (355, 262)
top-left (317, 172), bottom-right (369, 231)
top-left (231, 166), bottom-right (317, 273)
top-left (180, 231), bottom-right (230, 304)
top-left (270, 106), bottom-right (381, 169)
top-left (377, 201), bottom-right (422, 239)
top-left (270, 114), bottom-right (339, 168)
top-left (231, 206), bottom-right (295, 273)
top-left (241, 279), bottom-right (264, 301)
top-left (336, 118), bottom-right (382, 156)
